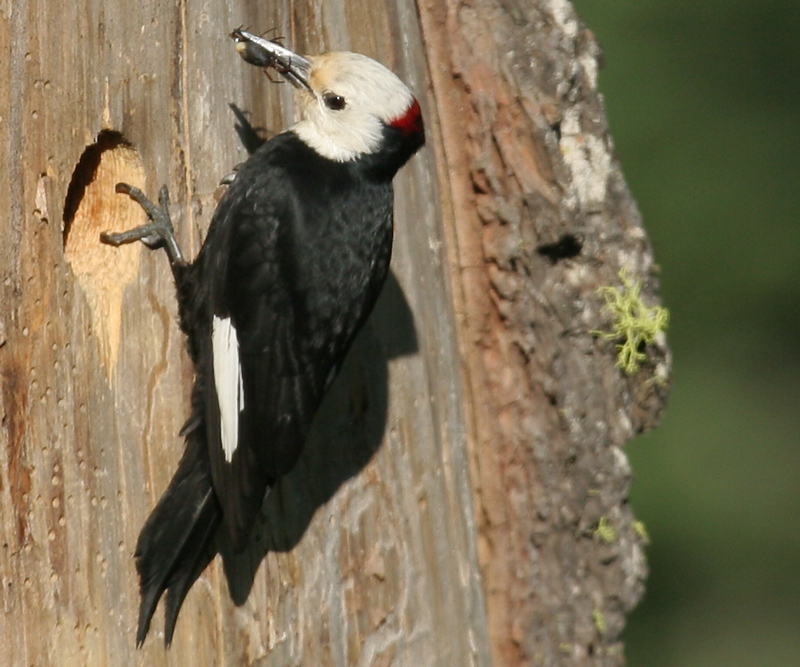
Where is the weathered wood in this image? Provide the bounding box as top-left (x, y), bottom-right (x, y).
top-left (0, 0), bottom-right (668, 665)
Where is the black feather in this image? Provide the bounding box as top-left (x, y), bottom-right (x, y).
top-left (134, 427), bottom-right (220, 646)
top-left (132, 113), bottom-right (423, 643)
top-left (195, 133), bottom-right (397, 549)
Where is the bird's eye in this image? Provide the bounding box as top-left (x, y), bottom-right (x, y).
top-left (323, 93), bottom-right (346, 111)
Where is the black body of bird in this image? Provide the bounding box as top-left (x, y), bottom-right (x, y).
top-left (102, 30), bottom-right (424, 646)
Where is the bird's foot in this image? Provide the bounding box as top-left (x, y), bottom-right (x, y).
top-left (101, 183), bottom-right (185, 265)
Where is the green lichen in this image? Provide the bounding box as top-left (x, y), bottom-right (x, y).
top-left (594, 516), bottom-right (616, 544)
top-left (592, 609), bottom-right (607, 634)
top-left (633, 520), bottom-right (650, 543)
top-left (595, 268), bottom-right (669, 374)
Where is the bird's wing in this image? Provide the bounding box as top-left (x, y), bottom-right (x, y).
top-left (201, 157), bottom-right (330, 551)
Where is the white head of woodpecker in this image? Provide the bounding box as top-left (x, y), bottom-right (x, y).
top-left (232, 30), bottom-right (424, 164)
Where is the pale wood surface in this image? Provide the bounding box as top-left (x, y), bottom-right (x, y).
top-left (0, 1), bottom-right (667, 665)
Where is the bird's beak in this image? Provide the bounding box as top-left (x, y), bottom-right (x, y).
top-left (230, 29), bottom-right (312, 92)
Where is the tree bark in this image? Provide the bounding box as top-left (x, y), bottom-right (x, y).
top-left (0, 1), bottom-right (669, 665)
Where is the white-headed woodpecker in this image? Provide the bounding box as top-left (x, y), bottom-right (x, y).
top-left (101, 30), bottom-right (424, 646)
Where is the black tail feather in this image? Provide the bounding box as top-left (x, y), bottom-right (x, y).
top-left (162, 497), bottom-right (219, 645)
top-left (135, 430), bottom-right (221, 647)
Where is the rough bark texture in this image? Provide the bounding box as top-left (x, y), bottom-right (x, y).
top-left (0, 0), bottom-right (669, 665)
top-left (416, 1), bottom-right (670, 663)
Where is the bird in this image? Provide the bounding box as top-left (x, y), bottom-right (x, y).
top-left (101, 29), bottom-right (425, 646)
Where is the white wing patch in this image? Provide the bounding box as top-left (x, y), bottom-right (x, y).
top-left (212, 315), bottom-right (245, 462)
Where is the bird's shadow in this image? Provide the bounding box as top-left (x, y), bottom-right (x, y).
top-left (215, 106), bottom-right (418, 605)
top-left (229, 103), bottom-right (269, 154)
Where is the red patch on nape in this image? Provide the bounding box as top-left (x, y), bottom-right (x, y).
top-left (389, 98), bottom-right (424, 137)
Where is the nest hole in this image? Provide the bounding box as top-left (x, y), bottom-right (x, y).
top-left (63, 130), bottom-right (137, 246)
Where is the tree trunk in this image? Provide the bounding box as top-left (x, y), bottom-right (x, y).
top-left (0, 1), bottom-right (669, 665)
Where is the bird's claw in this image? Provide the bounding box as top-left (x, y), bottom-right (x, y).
top-left (101, 183), bottom-right (185, 264)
